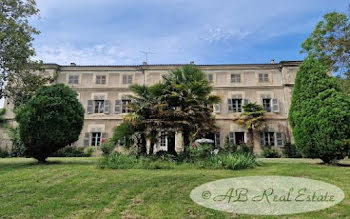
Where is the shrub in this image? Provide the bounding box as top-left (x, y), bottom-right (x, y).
top-left (51, 146), bottom-right (91, 157)
top-left (0, 148), bottom-right (9, 158)
top-left (100, 141), bottom-right (116, 156)
top-left (283, 143), bottom-right (302, 158)
top-left (262, 147), bottom-right (281, 158)
top-left (218, 153), bottom-right (258, 170)
top-left (186, 143), bottom-right (214, 162)
top-left (99, 153), bottom-right (138, 169)
top-left (15, 84), bottom-right (85, 162)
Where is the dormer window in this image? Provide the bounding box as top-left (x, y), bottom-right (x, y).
top-left (68, 75), bottom-right (79, 84)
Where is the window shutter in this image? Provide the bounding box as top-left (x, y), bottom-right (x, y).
top-left (87, 100), bottom-right (93, 114)
top-left (227, 99), bottom-right (233, 113)
top-left (115, 100), bottom-right (122, 114)
top-left (229, 132), bottom-right (235, 144)
top-left (213, 104), bottom-right (220, 114)
top-left (104, 100), bottom-right (110, 114)
top-left (273, 98), bottom-right (279, 112)
top-left (276, 132), bottom-right (283, 146)
top-left (260, 132), bottom-right (265, 146)
top-left (84, 132), bottom-right (90, 146)
top-left (102, 132), bottom-right (107, 140)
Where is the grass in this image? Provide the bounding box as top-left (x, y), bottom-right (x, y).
top-left (0, 157), bottom-right (349, 218)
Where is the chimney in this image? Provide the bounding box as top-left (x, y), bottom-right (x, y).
top-left (142, 61), bottom-right (148, 65)
top-left (190, 61), bottom-right (195, 65)
top-left (270, 59), bottom-right (275, 64)
top-left (70, 62), bottom-right (76, 66)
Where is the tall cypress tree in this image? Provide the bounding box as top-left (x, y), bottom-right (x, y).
top-left (289, 56), bottom-right (350, 163)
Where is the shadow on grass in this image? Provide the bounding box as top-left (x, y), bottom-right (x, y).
top-left (0, 157), bottom-right (98, 172)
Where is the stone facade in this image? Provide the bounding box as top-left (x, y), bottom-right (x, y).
top-left (0, 61), bottom-right (302, 153)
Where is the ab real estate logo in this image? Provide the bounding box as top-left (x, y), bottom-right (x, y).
top-left (190, 176), bottom-right (344, 215)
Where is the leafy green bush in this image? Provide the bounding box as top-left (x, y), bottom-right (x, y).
top-left (262, 147), bottom-right (281, 158)
top-left (15, 84), bottom-right (85, 162)
top-left (186, 143), bottom-right (214, 162)
top-left (99, 153), bottom-right (138, 169)
top-left (283, 143), bottom-right (302, 158)
top-left (0, 148), bottom-right (9, 158)
top-left (51, 146), bottom-right (91, 157)
top-left (100, 141), bottom-right (116, 156)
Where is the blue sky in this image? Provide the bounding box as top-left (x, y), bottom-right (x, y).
top-left (0, 0), bottom-right (348, 108)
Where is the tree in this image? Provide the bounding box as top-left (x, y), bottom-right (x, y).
top-left (289, 57), bottom-right (350, 163)
top-left (0, 108), bottom-right (6, 127)
top-left (233, 103), bottom-right (265, 147)
top-left (15, 84), bottom-right (84, 162)
top-left (0, 0), bottom-right (52, 107)
top-left (301, 11), bottom-right (350, 77)
top-left (161, 65), bottom-right (220, 147)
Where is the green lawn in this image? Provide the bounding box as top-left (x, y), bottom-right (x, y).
top-left (0, 158), bottom-right (349, 218)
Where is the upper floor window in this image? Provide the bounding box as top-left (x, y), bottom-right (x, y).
top-left (207, 74), bottom-right (214, 83)
top-left (121, 99), bottom-right (132, 113)
top-left (94, 100), bottom-right (105, 113)
top-left (228, 98), bottom-right (242, 112)
top-left (262, 98), bottom-right (271, 112)
top-left (96, 75), bottom-right (106, 85)
top-left (231, 74), bottom-right (241, 83)
top-left (122, 75), bottom-right (133, 84)
top-left (258, 73), bottom-right (269, 82)
top-left (68, 75), bottom-right (79, 84)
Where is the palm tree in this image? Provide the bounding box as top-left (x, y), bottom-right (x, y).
top-left (161, 65), bottom-right (221, 148)
top-left (233, 103), bottom-right (265, 148)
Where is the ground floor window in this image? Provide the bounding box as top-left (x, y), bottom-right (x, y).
top-left (91, 132), bottom-right (102, 146)
top-left (214, 132), bottom-right (220, 147)
top-left (229, 132), bottom-right (245, 145)
top-left (260, 132), bottom-right (283, 147)
top-left (159, 131), bottom-right (167, 147)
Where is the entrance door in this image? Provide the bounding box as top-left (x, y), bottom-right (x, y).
top-left (167, 131), bottom-right (176, 154)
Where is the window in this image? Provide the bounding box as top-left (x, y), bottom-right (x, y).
top-left (276, 133), bottom-right (283, 146)
top-left (122, 75), bottom-right (133, 84)
top-left (231, 74), bottom-right (241, 83)
top-left (262, 98), bottom-right (271, 112)
top-left (160, 131), bottom-right (167, 147)
top-left (258, 73), bottom-right (269, 82)
top-left (68, 75), bottom-right (79, 84)
top-left (232, 99), bottom-right (242, 112)
top-left (96, 75), bottom-right (106, 84)
top-left (91, 132), bottom-right (102, 146)
top-left (261, 132), bottom-right (275, 146)
top-left (122, 99), bottom-right (131, 113)
top-left (207, 74), bottom-right (214, 83)
top-left (94, 100), bottom-right (104, 113)
top-left (229, 132), bottom-right (245, 145)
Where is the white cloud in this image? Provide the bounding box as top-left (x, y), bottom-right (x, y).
top-left (0, 98), bottom-right (4, 109)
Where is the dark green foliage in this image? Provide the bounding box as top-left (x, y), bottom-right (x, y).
top-left (0, 148), bottom-right (9, 158)
top-left (283, 143), bottom-right (302, 158)
top-left (262, 147), bottom-right (281, 158)
top-left (51, 146), bottom-right (91, 157)
top-left (0, 108), bottom-right (6, 127)
top-left (15, 84), bottom-right (85, 162)
top-left (289, 57), bottom-right (350, 163)
top-left (185, 143), bottom-right (214, 162)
